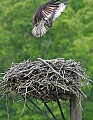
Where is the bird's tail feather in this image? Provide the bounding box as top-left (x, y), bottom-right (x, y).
top-left (32, 20), bottom-right (47, 37)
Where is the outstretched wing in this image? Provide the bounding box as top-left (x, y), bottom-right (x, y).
top-left (32, 0), bottom-right (68, 37)
top-left (32, 1), bottom-right (59, 26)
top-left (52, 1), bottom-right (67, 22)
top-left (41, 4), bottom-right (59, 20)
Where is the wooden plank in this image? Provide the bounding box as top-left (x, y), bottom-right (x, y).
top-left (70, 95), bottom-right (82, 120)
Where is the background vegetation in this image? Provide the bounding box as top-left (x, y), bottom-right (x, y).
top-left (0, 0), bottom-right (93, 120)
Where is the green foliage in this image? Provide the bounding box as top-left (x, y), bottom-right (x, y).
top-left (0, 0), bottom-right (93, 119)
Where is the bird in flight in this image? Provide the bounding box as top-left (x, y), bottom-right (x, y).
top-left (32, 0), bottom-right (68, 37)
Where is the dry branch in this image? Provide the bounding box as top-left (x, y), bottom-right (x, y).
top-left (0, 58), bottom-right (91, 120)
top-left (0, 58), bottom-right (90, 101)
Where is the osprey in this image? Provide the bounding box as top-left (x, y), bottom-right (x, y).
top-left (32, 0), bottom-right (68, 37)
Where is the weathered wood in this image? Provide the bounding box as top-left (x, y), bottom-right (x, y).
top-left (0, 58), bottom-right (89, 120)
top-left (70, 95), bottom-right (82, 120)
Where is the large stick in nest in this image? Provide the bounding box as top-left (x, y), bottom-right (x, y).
top-left (0, 58), bottom-right (90, 120)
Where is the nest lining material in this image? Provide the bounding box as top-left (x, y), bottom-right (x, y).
top-left (0, 58), bottom-right (90, 101)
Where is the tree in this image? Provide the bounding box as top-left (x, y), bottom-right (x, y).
top-left (0, 0), bottom-right (93, 119)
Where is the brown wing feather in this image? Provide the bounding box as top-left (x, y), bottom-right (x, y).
top-left (32, 3), bottom-right (59, 26)
top-left (41, 4), bottom-right (59, 20)
top-left (32, 0), bottom-right (68, 37)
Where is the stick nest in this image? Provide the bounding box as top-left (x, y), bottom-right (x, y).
top-left (0, 58), bottom-right (90, 101)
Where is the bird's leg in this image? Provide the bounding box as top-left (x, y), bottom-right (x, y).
top-left (45, 19), bottom-right (52, 28)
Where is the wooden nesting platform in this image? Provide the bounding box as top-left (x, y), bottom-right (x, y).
top-left (0, 58), bottom-right (89, 101)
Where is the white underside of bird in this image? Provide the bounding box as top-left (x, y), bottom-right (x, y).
top-left (32, 19), bottom-right (47, 37)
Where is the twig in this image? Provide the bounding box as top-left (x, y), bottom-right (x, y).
top-left (41, 39), bottom-right (51, 59)
top-left (26, 96), bottom-right (52, 120)
top-left (55, 94), bottom-right (65, 120)
top-left (40, 97), bottom-right (57, 120)
top-left (6, 94), bottom-right (10, 120)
